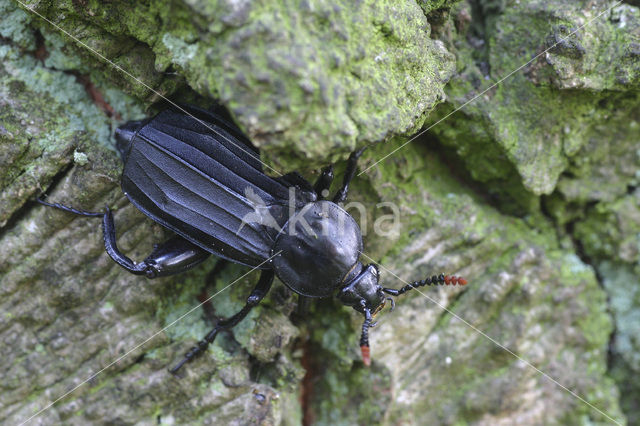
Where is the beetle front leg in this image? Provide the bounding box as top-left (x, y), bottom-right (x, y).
top-left (170, 269), bottom-right (275, 373)
top-left (313, 165), bottom-right (334, 199)
top-left (333, 147), bottom-right (366, 203)
top-left (359, 302), bottom-right (373, 367)
top-left (295, 295), bottom-right (312, 319)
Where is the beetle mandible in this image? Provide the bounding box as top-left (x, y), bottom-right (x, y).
top-left (39, 104), bottom-right (467, 372)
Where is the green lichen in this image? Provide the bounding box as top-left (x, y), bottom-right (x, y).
top-left (73, 150), bottom-right (88, 166)
top-left (572, 191), bottom-right (640, 265)
top-left (313, 359), bottom-right (391, 426)
top-left (297, 138), bottom-right (623, 424)
top-left (20, 0), bottom-right (456, 171)
top-left (429, 0), bottom-right (640, 202)
top-left (418, 0), bottom-right (462, 15)
top-left (599, 262), bottom-right (640, 370)
top-left (598, 260), bottom-right (640, 425)
top-left (2, 0), bottom-right (638, 424)
top-left (0, 17), bottom-right (143, 224)
top-left (0, 0), bottom-right (36, 49)
top-left (428, 1), bottom-right (640, 422)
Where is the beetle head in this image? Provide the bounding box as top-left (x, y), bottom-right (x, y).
top-left (338, 263), bottom-right (395, 367)
top-left (339, 263), bottom-right (468, 366)
top-left (337, 264), bottom-right (385, 314)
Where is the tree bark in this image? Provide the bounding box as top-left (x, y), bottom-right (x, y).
top-left (1, 0), bottom-right (638, 424)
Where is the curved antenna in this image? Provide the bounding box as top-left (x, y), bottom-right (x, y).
top-left (382, 273), bottom-right (467, 296)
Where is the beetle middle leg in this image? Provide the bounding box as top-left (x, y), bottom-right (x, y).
top-left (296, 295), bottom-right (311, 317)
top-left (170, 269), bottom-right (275, 373)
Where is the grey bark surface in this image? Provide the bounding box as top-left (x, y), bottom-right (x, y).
top-left (1, 0), bottom-right (638, 425)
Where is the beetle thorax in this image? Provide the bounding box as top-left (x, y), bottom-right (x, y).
top-left (272, 200), bottom-right (363, 297)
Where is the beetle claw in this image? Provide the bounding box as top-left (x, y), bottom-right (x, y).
top-left (385, 297), bottom-right (395, 312)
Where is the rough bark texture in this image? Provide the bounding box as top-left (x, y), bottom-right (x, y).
top-left (1, 0), bottom-right (638, 424)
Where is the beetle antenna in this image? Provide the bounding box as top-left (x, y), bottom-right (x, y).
top-left (382, 273), bottom-right (467, 296)
top-left (36, 197), bottom-right (104, 217)
top-left (360, 303), bottom-right (373, 366)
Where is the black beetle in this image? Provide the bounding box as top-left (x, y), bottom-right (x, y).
top-left (39, 104), bottom-right (467, 371)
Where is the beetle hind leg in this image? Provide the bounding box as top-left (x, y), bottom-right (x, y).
top-left (170, 269), bottom-right (275, 374)
top-left (38, 198), bottom-right (210, 278)
top-left (36, 197), bottom-right (104, 217)
top-left (101, 208), bottom-right (211, 277)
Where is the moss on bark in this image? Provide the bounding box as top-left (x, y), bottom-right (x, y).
top-left (1, 0), bottom-right (638, 424)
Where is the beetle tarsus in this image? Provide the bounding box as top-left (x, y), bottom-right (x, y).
top-left (170, 334), bottom-right (217, 374)
top-left (39, 198), bottom-right (212, 278)
top-left (169, 357), bottom-right (189, 374)
top-left (385, 296), bottom-right (396, 312)
top-left (36, 197), bottom-right (104, 217)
